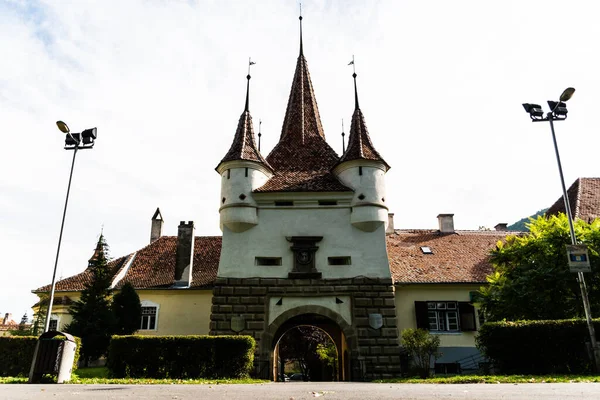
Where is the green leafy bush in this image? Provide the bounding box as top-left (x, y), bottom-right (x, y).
top-left (401, 328), bottom-right (441, 378)
top-left (477, 319), bottom-right (600, 374)
top-left (0, 335), bottom-right (80, 377)
top-left (107, 335), bottom-right (255, 379)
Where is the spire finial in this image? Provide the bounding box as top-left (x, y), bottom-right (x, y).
top-left (299, 3), bottom-right (304, 56)
top-left (245, 58), bottom-right (255, 112)
top-left (341, 119), bottom-right (346, 153)
top-left (258, 119), bottom-right (262, 151)
top-left (349, 55), bottom-right (359, 109)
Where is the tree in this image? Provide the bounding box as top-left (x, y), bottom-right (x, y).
top-left (32, 295), bottom-right (48, 336)
top-left (65, 235), bottom-right (116, 366)
top-left (401, 328), bottom-right (441, 378)
top-left (478, 214), bottom-right (600, 321)
top-left (112, 281), bottom-right (142, 335)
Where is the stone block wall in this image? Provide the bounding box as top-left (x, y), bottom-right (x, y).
top-left (209, 276), bottom-right (402, 380)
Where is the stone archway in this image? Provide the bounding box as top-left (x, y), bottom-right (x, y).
top-left (260, 305), bottom-right (359, 381)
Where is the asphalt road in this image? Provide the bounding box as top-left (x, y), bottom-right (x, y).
top-left (2, 382), bottom-right (600, 400)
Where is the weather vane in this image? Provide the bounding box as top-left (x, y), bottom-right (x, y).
top-left (341, 119), bottom-right (346, 153)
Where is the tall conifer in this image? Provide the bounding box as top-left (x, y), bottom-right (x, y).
top-left (65, 234), bottom-right (115, 366)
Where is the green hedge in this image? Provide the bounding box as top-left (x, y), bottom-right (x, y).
top-left (0, 335), bottom-right (81, 377)
top-left (476, 319), bottom-right (600, 374)
top-left (0, 336), bottom-right (37, 376)
top-left (107, 335), bottom-right (255, 378)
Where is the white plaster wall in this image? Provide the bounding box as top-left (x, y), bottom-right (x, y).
top-left (218, 207), bottom-right (391, 279)
top-left (268, 296), bottom-right (352, 325)
top-left (337, 165), bottom-right (387, 208)
top-left (219, 163), bottom-right (271, 231)
top-left (220, 165), bottom-right (270, 208)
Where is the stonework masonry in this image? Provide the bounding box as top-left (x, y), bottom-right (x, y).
top-left (209, 277), bottom-right (402, 380)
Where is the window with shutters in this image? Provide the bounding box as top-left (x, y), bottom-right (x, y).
top-left (414, 301), bottom-right (477, 332)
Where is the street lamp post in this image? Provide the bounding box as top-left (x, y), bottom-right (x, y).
top-left (523, 88), bottom-right (600, 371)
top-left (43, 121), bottom-right (97, 332)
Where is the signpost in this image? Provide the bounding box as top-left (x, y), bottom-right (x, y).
top-left (566, 245), bottom-right (591, 273)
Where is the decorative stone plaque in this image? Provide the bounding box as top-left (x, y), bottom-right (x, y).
top-left (286, 236), bottom-right (323, 279)
top-left (369, 313), bottom-right (383, 329)
top-left (231, 316), bottom-right (245, 333)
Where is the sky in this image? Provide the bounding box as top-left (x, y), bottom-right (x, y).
top-left (1, 0), bottom-right (600, 319)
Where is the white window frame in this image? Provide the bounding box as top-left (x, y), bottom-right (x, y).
top-left (427, 301), bottom-right (459, 332)
top-left (140, 300), bottom-right (160, 331)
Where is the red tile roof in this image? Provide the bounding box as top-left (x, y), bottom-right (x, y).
top-left (257, 54), bottom-right (350, 193)
top-left (387, 230), bottom-right (512, 284)
top-left (338, 107), bottom-right (389, 170)
top-left (114, 236), bottom-right (221, 289)
top-left (35, 237), bottom-right (221, 293)
top-left (34, 255), bottom-right (131, 293)
top-left (546, 178), bottom-right (600, 223)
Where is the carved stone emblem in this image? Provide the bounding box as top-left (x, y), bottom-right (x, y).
top-left (286, 236), bottom-right (323, 279)
top-left (231, 316), bottom-right (245, 333)
top-left (369, 313), bottom-right (383, 330)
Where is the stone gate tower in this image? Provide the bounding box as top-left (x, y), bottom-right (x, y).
top-left (210, 16), bottom-right (402, 380)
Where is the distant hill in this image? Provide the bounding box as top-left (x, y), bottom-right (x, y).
top-left (507, 209), bottom-right (548, 231)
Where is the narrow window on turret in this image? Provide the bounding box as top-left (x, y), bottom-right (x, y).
top-left (275, 201), bottom-right (294, 206)
top-left (255, 257), bottom-right (282, 266)
top-left (328, 256), bottom-right (351, 266)
top-left (319, 200), bottom-right (337, 206)
top-left (227, 169), bottom-right (231, 179)
top-left (359, 166), bottom-right (363, 176)
top-left (245, 167), bottom-right (248, 177)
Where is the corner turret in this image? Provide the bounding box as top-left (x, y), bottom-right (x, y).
top-left (216, 64), bottom-right (273, 232)
top-left (333, 64), bottom-right (390, 232)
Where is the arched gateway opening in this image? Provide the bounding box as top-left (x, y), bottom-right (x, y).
top-left (260, 305), bottom-right (358, 382)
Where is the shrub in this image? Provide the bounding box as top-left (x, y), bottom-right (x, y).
top-left (476, 319), bottom-right (600, 374)
top-left (0, 335), bottom-right (81, 377)
top-left (0, 336), bottom-right (37, 377)
top-left (401, 328), bottom-right (441, 378)
top-left (107, 335), bottom-right (255, 379)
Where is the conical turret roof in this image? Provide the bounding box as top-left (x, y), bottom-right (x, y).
top-left (338, 73), bottom-right (389, 170)
top-left (216, 75), bottom-right (271, 171)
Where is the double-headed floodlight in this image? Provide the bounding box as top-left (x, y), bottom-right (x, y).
top-left (58, 121), bottom-right (97, 150)
top-left (523, 87), bottom-right (575, 121)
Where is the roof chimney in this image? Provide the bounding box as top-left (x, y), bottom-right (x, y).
top-left (495, 223), bottom-right (508, 231)
top-left (150, 208), bottom-right (163, 243)
top-left (386, 213), bottom-right (395, 234)
top-left (3, 313), bottom-right (11, 325)
top-left (437, 214), bottom-right (454, 233)
top-left (174, 221), bottom-right (194, 287)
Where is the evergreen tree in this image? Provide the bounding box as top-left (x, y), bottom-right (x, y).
top-left (65, 234), bottom-right (115, 366)
top-left (32, 295), bottom-right (48, 336)
top-left (112, 281), bottom-right (142, 335)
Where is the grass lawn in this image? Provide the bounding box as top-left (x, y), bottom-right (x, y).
top-left (374, 375), bottom-right (600, 384)
top-left (4, 369), bottom-right (600, 384)
top-left (0, 367), bottom-right (267, 385)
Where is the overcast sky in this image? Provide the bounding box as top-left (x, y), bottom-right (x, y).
top-left (1, 0), bottom-right (599, 319)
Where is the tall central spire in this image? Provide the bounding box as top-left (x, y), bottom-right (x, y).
top-left (258, 13), bottom-right (349, 193)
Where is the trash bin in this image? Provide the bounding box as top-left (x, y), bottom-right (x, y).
top-left (28, 331), bottom-right (78, 383)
